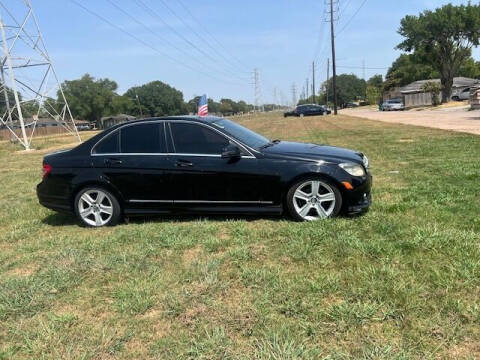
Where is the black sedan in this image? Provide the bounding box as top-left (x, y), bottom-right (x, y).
top-left (37, 116), bottom-right (372, 227)
top-left (284, 104), bottom-right (329, 118)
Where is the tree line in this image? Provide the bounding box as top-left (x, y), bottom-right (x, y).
top-left (56, 74), bottom-right (260, 122)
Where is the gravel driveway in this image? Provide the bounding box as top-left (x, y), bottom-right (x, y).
top-left (340, 105), bottom-right (480, 135)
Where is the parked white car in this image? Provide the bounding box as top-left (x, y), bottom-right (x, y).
top-left (382, 99), bottom-right (405, 111)
top-left (451, 88), bottom-right (471, 101)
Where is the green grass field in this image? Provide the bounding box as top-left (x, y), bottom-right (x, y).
top-left (1, 113), bottom-right (479, 359)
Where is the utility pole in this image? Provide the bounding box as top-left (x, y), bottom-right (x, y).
top-left (291, 83), bottom-right (297, 108)
top-left (326, 58), bottom-right (330, 106)
top-left (362, 59), bottom-right (367, 100)
top-left (312, 61), bottom-right (316, 104)
top-left (273, 87), bottom-right (278, 110)
top-left (135, 91), bottom-right (143, 118)
top-left (306, 78), bottom-right (309, 101)
top-left (329, 0), bottom-right (338, 115)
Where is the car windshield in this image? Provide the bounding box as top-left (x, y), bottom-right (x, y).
top-left (387, 100), bottom-right (402, 104)
top-left (211, 118), bottom-right (270, 149)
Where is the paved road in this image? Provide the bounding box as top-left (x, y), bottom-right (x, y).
top-left (340, 106), bottom-right (480, 136)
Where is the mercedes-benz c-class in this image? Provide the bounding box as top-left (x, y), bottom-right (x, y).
top-left (37, 116), bottom-right (372, 227)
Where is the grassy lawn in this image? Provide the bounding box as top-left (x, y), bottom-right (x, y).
top-left (1, 113), bottom-right (479, 359)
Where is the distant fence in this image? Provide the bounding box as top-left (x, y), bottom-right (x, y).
top-left (404, 92), bottom-right (440, 108)
top-left (0, 126), bottom-right (71, 141)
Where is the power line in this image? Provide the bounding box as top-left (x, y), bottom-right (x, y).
top-left (104, 0), bottom-right (246, 83)
top-left (154, 0), bottom-right (248, 77)
top-left (133, 0), bottom-right (248, 82)
top-left (69, 0), bottom-right (243, 85)
top-left (337, 65), bottom-right (388, 70)
top-left (172, 0), bottom-right (251, 73)
top-left (338, 0), bottom-right (354, 17)
top-left (336, 0), bottom-right (368, 37)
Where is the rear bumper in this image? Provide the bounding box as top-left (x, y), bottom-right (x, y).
top-left (37, 183), bottom-right (73, 213)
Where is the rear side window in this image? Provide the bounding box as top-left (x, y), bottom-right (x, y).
top-left (120, 123), bottom-right (165, 153)
top-left (94, 131), bottom-right (119, 154)
top-left (170, 122), bottom-right (229, 155)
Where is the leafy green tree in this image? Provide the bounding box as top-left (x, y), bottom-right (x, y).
top-left (0, 87), bottom-right (20, 117)
top-left (397, 3), bottom-right (480, 102)
top-left (208, 99), bottom-right (221, 114)
top-left (111, 95), bottom-right (135, 116)
top-left (365, 75), bottom-right (384, 105)
top-left (125, 81), bottom-right (185, 117)
top-left (366, 86), bottom-right (381, 105)
top-left (458, 57), bottom-right (480, 79)
top-left (60, 74), bottom-right (119, 122)
top-left (219, 99), bottom-right (233, 114)
top-left (322, 74), bottom-right (366, 106)
top-left (384, 54), bottom-right (439, 91)
top-left (367, 74), bottom-right (383, 89)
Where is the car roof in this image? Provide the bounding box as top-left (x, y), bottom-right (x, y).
top-left (106, 115), bottom-right (224, 131)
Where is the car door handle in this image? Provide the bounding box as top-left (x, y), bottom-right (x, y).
top-left (175, 160), bottom-right (193, 167)
top-left (104, 158), bottom-right (122, 165)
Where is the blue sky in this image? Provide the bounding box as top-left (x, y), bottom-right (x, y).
top-left (11, 0), bottom-right (479, 104)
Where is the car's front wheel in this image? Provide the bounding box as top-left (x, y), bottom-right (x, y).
top-left (286, 177), bottom-right (342, 221)
top-left (74, 187), bottom-right (121, 227)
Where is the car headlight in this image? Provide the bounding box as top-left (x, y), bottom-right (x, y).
top-left (339, 163), bottom-right (366, 177)
top-left (363, 155), bottom-right (369, 169)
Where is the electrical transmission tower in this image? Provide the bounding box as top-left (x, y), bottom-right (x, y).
top-left (291, 83), bottom-right (297, 108)
top-left (252, 68), bottom-right (262, 113)
top-left (0, 0), bottom-right (80, 150)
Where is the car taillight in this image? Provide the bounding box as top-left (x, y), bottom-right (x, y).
top-left (42, 164), bottom-right (52, 179)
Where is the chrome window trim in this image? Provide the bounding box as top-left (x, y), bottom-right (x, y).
top-left (167, 120), bottom-right (256, 157)
top-left (90, 119), bottom-right (259, 158)
top-left (90, 152), bottom-right (255, 159)
top-left (91, 120), bottom-right (167, 155)
top-left (129, 199), bottom-right (273, 204)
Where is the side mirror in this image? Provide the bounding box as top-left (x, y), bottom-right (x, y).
top-left (221, 144), bottom-right (241, 159)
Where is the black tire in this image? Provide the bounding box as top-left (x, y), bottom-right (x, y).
top-left (286, 176), bottom-right (342, 221)
top-left (74, 186), bottom-right (122, 227)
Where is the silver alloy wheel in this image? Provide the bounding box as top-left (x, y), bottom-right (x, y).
top-left (77, 189), bottom-right (114, 227)
top-left (292, 180), bottom-right (336, 221)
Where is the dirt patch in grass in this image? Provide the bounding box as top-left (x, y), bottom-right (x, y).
top-left (183, 245), bottom-right (203, 265)
top-left (6, 264), bottom-right (38, 278)
top-left (445, 339), bottom-right (480, 359)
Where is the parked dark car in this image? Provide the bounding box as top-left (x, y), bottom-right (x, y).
top-left (284, 104), bottom-right (328, 117)
top-left (37, 116), bottom-right (372, 227)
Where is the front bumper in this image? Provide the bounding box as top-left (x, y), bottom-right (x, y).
top-left (343, 172), bottom-right (372, 215)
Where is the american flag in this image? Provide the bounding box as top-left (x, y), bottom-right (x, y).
top-left (197, 94), bottom-right (208, 116)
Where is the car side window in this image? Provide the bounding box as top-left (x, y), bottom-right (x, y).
top-left (170, 122), bottom-right (230, 155)
top-left (93, 131), bottom-right (119, 154)
top-left (120, 123), bottom-right (166, 153)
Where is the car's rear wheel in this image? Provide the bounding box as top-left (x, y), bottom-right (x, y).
top-left (74, 187), bottom-right (121, 227)
top-left (286, 177), bottom-right (342, 221)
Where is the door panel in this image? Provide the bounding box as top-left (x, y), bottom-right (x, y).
top-left (91, 122), bottom-right (172, 203)
top-left (166, 122), bottom-right (279, 206)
